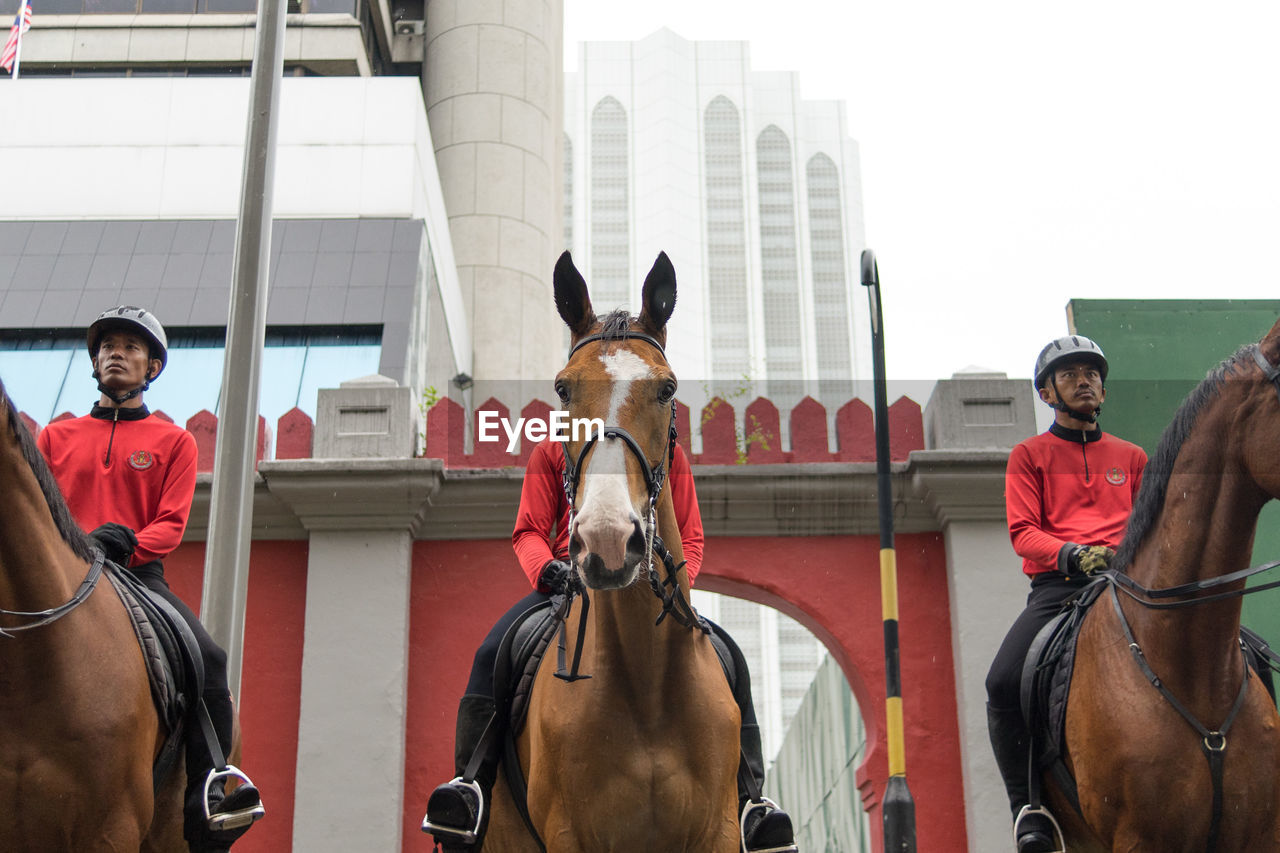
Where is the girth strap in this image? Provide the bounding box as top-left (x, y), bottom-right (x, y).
top-left (1109, 584), bottom-right (1250, 853)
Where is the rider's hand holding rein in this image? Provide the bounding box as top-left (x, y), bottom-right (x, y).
top-left (1059, 544), bottom-right (1115, 577)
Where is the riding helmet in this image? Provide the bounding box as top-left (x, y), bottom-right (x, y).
top-left (87, 306), bottom-right (169, 379)
top-left (1033, 335), bottom-right (1107, 391)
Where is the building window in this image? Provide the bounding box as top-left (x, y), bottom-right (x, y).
top-left (704, 96), bottom-right (751, 381)
top-left (563, 133), bottom-right (574, 253)
top-left (807, 153), bottom-right (852, 402)
top-left (756, 125), bottom-right (802, 404)
top-left (590, 96), bottom-right (630, 311)
top-left (0, 326), bottom-right (381, 431)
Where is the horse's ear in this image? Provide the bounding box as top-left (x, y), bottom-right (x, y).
top-left (639, 251), bottom-right (676, 336)
top-left (554, 251), bottom-right (596, 339)
top-left (1262, 314), bottom-right (1280, 365)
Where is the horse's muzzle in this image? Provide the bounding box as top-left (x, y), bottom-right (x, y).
top-left (571, 516), bottom-right (646, 590)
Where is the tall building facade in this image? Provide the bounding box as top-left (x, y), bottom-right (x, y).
top-left (1, 0), bottom-right (565, 436)
top-left (565, 28), bottom-right (869, 761)
top-left (564, 28), bottom-right (869, 409)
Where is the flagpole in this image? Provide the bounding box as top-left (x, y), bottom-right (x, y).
top-left (12, 0), bottom-right (29, 79)
top-left (8, 0), bottom-right (30, 80)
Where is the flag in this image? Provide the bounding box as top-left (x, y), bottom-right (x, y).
top-left (2, 0), bottom-right (32, 74)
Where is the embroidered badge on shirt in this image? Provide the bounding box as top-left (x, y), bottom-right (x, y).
top-left (128, 450), bottom-right (154, 470)
top-left (1105, 466), bottom-right (1126, 486)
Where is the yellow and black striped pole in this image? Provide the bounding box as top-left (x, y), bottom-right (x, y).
top-left (862, 250), bottom-right (917, 852)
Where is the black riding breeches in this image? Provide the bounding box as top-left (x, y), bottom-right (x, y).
top-left (986, 572), bottom-right (1090, 710)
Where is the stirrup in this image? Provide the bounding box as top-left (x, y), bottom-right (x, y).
top-left (1013, 804), bottom-right (1065, 853)
top-left (421, 777), bottom-right (485, 844)
top-left (204, 765), bottom-right (265, 831)
top-left (740, 797), bottom-right (798, 853)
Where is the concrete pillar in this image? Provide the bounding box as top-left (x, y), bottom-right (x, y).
top-left (268, 381), bottom-right (441, 853)
top-left (423, 0), bottom-right (564, 391)
top-left (914, 370), bottom-right (1036, 853)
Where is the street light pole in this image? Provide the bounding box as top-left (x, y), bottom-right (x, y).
top-left (200, 0), bottom-right (287, 701)
top-left (861, 249), bottom-right (918, 852)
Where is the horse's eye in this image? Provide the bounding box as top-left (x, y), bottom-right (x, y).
top-left (555, 381), bottom-right (570, 404)
top-left (658, 379), bottom-right (676, 404)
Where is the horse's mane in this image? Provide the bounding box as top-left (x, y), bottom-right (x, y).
top-left (598, 309), bottom-right (635, 340)
top-left (0, 380), bottom-right (94, 563)
top-left (1113, 344), bottom-right (1255, 572)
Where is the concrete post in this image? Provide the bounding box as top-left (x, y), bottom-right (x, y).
top-left (274, 379), bottom-right (440, 853)
top-left (423, 0), bottom-right (564, 392)
top-left (914, 370), bottom-right (1036, 853)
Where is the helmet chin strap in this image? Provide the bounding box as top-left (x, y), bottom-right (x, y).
top-left (94, 371), bottom-right (151, 406)
top-left (1049, 377), bottom-right (1102, 424)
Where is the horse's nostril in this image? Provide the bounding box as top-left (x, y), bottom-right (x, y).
top-left (626, 521), bottom-right (646, 558)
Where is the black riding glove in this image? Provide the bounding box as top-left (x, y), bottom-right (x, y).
top-left (88, 522), bottom-right (138, 566)
top-left (1058, 542), bottom-right (1114, 576)
top-left (537, 559), bottom-right (579, 596)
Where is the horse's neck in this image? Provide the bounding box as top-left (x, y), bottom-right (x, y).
top-left (0, 436), bottom-right (80, 616)
top-left (1127, 426), bottom-right (1265, 690)
top-left (587, 491), bottom-right (695, 694)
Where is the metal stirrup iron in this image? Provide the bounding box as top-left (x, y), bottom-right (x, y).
top-left (203, 765), bottom-right (265, 831)
top-left (420, 777), bottom-right (485, 843)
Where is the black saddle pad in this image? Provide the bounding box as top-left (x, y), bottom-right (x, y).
top-left (105, 565), bottom-right (207, 794)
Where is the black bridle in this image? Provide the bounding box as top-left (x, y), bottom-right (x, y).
top-left (0, 549), bottom-right (107, 637)
top-left (1086, 342), bottom-right (1280, 852)
top-left (552, 330), bottom-right (706, 681)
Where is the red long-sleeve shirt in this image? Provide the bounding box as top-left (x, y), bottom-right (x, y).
top-left (1005, 422), bottom-right (1147, 576)
top-left (37, 406), bottom-right (198, 567)
top-left (512, 439), bottom-right (704, 589)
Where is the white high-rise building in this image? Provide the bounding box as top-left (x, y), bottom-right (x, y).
top-left (565, 28), bottom-right (869, 760)
top-left (564, 27), bottom-right (869, 409)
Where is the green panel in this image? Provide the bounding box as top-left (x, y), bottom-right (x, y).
top-left (1069, 299), bottom-right (1280, 644)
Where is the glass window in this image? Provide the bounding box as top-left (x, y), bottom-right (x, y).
top-left (806, 153), bottom-right (852, 402)
top-left (590, 96), bottom-right (630, 311)
top-left (141, 0), bottom-right (198, 12)
top-left (704, 96), bottom-right (750, 381)
top-left (0, 326), bottom-right (382, 450)
top-left (757, 125), bottom-right (802, 406)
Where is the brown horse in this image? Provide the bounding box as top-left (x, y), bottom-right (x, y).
top-left (0, 377), bottom-right (187, 852)
top-left (1052, 318), bottom-right (1280, 851)
top-left (483, 252), bottom-right (742, 852)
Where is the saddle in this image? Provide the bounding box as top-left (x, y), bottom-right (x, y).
top-left (105, 565), bottom-right (207, 795)
top-left (1019, 577), bottom-right (1280, 817)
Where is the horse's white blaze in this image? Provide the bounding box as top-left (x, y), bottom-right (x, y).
top-left (573, 349), bottom-right (652, 570)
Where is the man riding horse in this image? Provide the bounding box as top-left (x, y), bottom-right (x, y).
top-left (986, 335), bottom-right (1147, 852)
top-left (36, 306), bottom-right (264, 852)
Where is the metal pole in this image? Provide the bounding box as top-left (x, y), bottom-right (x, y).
top-left (200, 0), bottom-right (287, 701)
top-left (861, 249), bottom-right (917, 852)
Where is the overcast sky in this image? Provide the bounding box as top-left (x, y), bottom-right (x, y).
top-left (564, 1), bottom-right (1280, 383)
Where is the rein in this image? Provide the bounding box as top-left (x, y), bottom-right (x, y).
top-left (553, 330), bottom-right (707, 681)
top-left (0, 549), bottom-right (107, 637)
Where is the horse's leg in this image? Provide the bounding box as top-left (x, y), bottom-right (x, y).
top-left (484, 771), bottom-right (543, 853)
top-left (140, 752), bottom-right (187, 853)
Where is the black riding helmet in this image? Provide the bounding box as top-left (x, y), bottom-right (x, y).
top-left (1034, 335), bottom-right (1108, 422)
top-left (87, 306), bottom-right (169, 381)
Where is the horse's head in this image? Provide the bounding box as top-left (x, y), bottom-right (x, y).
top-left (553, 251), bottom-right (678, 590)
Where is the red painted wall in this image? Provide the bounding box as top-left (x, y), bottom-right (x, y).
top-left (165, 541), bottom-right (308, 853)
top-left (402, 534), bottom-right (967, 853)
